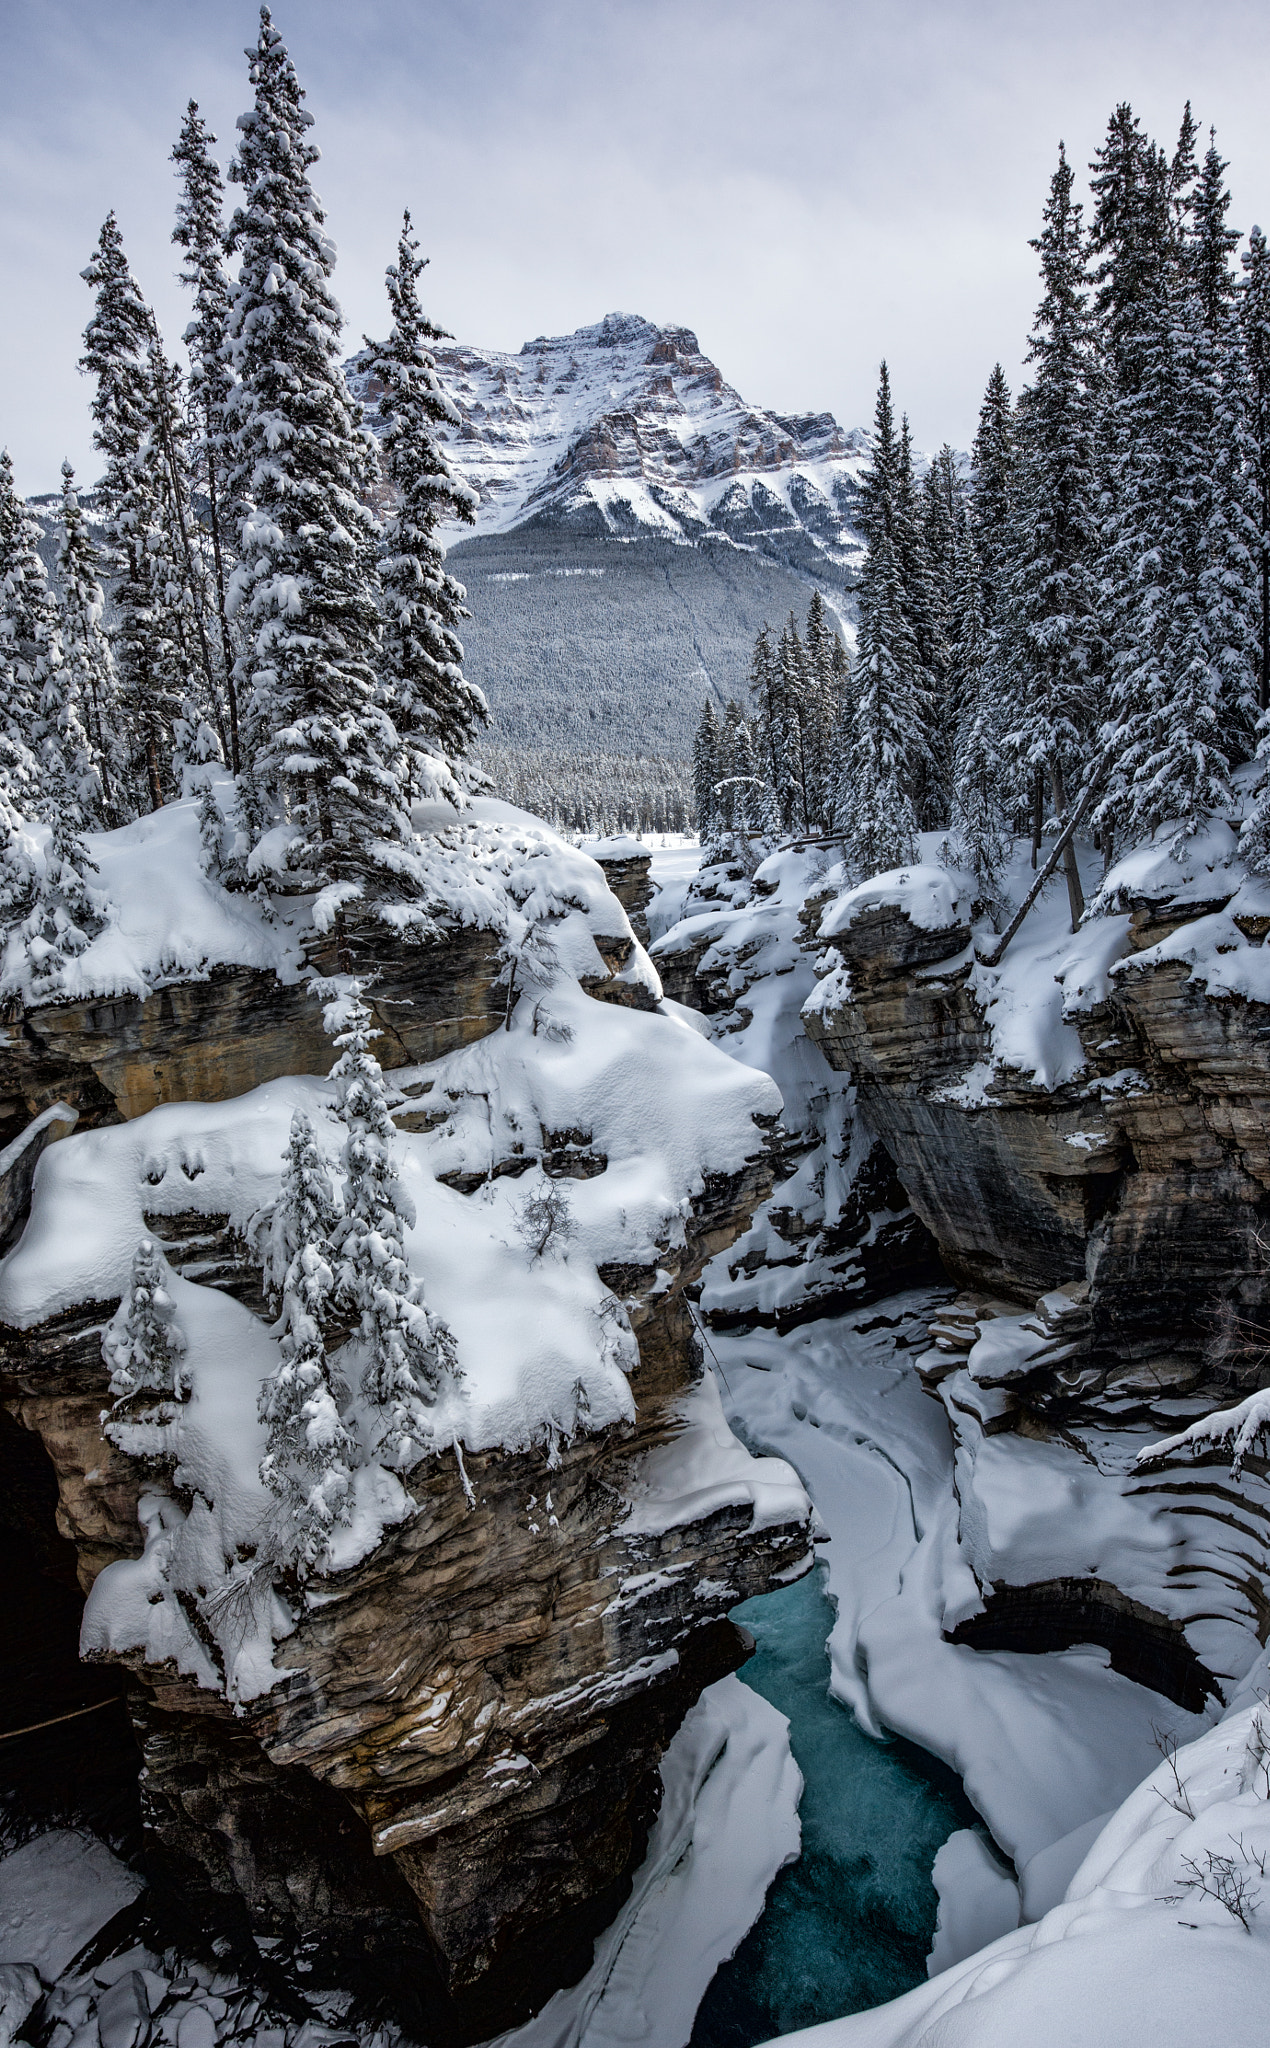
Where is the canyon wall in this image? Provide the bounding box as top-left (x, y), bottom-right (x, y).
top-left (0, 853), bottom-right (811, 2042)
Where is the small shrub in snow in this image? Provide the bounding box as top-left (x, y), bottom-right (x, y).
top-left (102, 1237), bottom-right (189, 1425)
top-left (1178, 1846), bottom-right (1260, 1929)
top-left (517, 1178), bottom-right (576, 1261)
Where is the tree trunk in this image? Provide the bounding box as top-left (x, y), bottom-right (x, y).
top-left (1261, 539), bottom-right (1269, 714)
top-left (1051, 760), bottom-right (1085, 931)
top-left (145, 728), bottom-right (165, 813)
top-left (205, 447), bottom-right (240, 772)
top-left (1031, 768), bottom-right (1044, 870)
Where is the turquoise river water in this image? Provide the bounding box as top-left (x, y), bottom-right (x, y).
top-left (691, 1565), bottom-right (978, 2048)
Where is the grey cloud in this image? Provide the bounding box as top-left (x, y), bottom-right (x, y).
top-left (4, 0), bottom-right (1270, 492)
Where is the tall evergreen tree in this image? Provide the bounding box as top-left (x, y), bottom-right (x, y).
top-left (224, 8), bottom-right (404, 885)
top-left (56, 463), bottom-right (120, 820)
top-left (172, 100), bottom-right (240, 769)
top-left (692, 697), bottom-right (721, 845)
top-left (1189, 132), bottom-right (1258, 760)
top-left (1098, 131), bottom-right (1242, 854)
top-left (0, 449), bottom-right (62, 771)
top-left (1242, 223), bottom-right (1270, 713)
top-left (779, 613), bottom-right (813, 832)
top-left (948, 525), bottom-right (1011, 901)
top-left (1001, 143), bottom-right (1101, 921)
top-left (747, 622), bottom-right (787, 806)
top-left (80, 213), bottom-right (180, 812)
top-left (840, 365), bottom-right (926, 873)
top-left (367, 212), bottom-right (487, 793)
top-left (970, 366), bottom-right (1016, 634)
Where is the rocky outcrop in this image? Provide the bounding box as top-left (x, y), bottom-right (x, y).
top-left (653, 852), bottom-right (939, 1333)
top-left (0, 921), bottom-right (506, 1147)
top-left (804, 894), bottom-right (1270, 1409)
top-left (802, 878), bottom-right (1270, 1707)
top-left (0, 907), bottom-right (809, 2038)
top-left (589, 846), bottom-right (654, 948)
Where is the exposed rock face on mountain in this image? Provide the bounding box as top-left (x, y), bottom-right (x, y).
top-left (0, 807), bottom-right (811, 2040)
top-left (350, 312), bottom-right (867, 577)
top-left (347, 316), bottom-right (867, 783)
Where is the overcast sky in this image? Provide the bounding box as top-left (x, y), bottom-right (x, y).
top-left (4, 0), bottom-right (1270, 493)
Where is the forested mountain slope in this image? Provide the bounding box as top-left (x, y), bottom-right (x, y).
top-left (347, 314), bottom-right (867, 811)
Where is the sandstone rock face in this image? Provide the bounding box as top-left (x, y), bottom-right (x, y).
top-left (0, 922), bottom-right (506, 1146)
top-left (589, 849), bottom-right (654, 948)
top-left (0, 917), bottom-right (809, 2038)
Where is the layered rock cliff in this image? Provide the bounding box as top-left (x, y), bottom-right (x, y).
top-left (0, 801), bottom-right (811, 2040)
top-left (798, 834), bottom-right (1270, 1709)
top-left (650, 844), bottom-right (938, 1333)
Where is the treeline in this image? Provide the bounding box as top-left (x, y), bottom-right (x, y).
top-left (693, 590), bottom-right (847, 848)
top-left (698, 104), bottom-right (1270, 913)
top-left (483, 743), bottom-right (693, 836)
top-left (0, 7), bottom-right (485, 992)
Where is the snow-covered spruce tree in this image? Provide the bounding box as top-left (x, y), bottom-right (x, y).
top-left (0, 451), bottom-right (62, 783)
top-left (1189, 133), bottom-right (1258, 764)
top-left (746, 621), bottom-right (787, 820)
top-left (839, 363), bottom-right (926, 874)
top-left (0, 455), bottom-right (109, 836)
top-left (1241, 224), bottom-right (1270, 714)
top-left (921, 445), bottom-right (964, 819)
top-left (145, 317), bottom-right (229, 768)
top-left (257, 1108), bottom-right (354, 1577)
top-left (366, 211), bottom-right (487, 794)
top-left (80, 214), bottom-right (182, 813)
top-left (323, 980), bottom-right (457, 1464)
top-left (1095, 130), bottom-right (1240, 859)
top-left (779, 612), bottom-right (815, 833)
top-left (0, 761), bottom-right (38, 950)
top-left (999, 143), bottom-right (1102, 922)
top-left (948, 524), bottom-right (1011, 903)
top-left (56, 463), bottom-right (122, 821)
top-left (692, 697), bottom-right (721, 844)
top-left (0, 447), bottom-right (58, 716)
top-left (172, 100), bottom-right (240, 771)
top-left (103, 1238), bottom-right (189, 1422)
top-left (803, 588), bottom-right (842, 830)
top-left (895, 416), bottom-right (948, 829)
top-left (970, 365), bottom-right (1016, 633)
top-left (20, 812), bottom-right (105, 1002)
top-left (224, 10), bottom-right (405, 892)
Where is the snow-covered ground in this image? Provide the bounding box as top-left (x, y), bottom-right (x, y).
top-left (11, 824), bottom-right (1270, 2045)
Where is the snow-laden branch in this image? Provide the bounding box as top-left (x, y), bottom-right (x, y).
top-left (1137, 1387), bottom-right (1270, 1477)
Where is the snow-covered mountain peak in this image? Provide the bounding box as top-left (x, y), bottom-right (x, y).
top-left (349, 312), bottom-right (869, 572)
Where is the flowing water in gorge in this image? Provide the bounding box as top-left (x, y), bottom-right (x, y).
top-left (691, 1565), bottom-right (978, 2048)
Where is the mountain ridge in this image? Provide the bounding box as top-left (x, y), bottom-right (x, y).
top-left (349, 309), bottom-right (869, 579)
